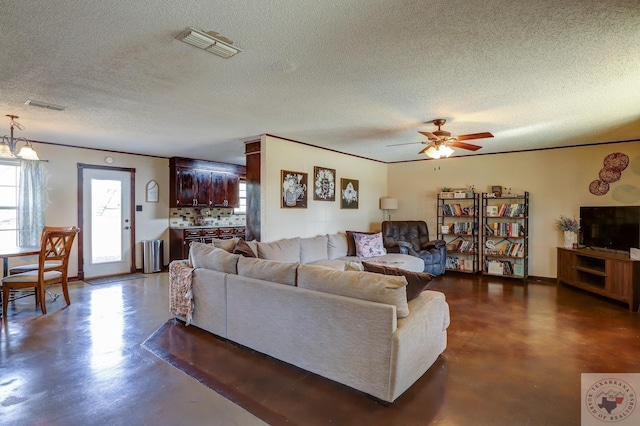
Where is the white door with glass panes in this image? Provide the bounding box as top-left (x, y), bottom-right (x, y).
top-left (82, 168), bottom-right (132, 278)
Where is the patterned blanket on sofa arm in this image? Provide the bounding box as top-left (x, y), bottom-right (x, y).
top-left (169, 260), bottom-right (195, 324)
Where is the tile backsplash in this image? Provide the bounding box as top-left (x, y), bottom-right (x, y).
top-left (170, 208), bottom-right (246, 228)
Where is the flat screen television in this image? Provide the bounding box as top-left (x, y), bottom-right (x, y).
top-left (580, 206), bottom-right (640, 252)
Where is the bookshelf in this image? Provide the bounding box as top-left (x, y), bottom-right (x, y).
top-left (481, 192), bottom-right (529, 280)
top-left (437, 192), bottom-right (480, 273)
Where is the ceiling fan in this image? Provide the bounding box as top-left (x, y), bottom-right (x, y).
top-left (415, 119), bottom-right (493, 159)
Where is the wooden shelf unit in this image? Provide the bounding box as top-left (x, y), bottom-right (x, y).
top-left (437, 193), bottom-right (480, 273)
top-left (557, 247), bottom-right (640, 312)
top-left (481, 192), bottom-right (529, 281)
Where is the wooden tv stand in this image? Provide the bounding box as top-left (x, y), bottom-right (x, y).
top-left (557, 247), bottom-right (640, 312)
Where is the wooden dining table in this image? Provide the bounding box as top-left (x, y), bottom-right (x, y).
top-left (0, 246), bottom-right (40, 278)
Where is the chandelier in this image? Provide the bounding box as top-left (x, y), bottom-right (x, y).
top-left (0, 114), bottom-right (40, 161)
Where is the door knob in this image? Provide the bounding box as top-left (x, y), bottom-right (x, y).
top-left (124, 226), bottom-right (130, 230)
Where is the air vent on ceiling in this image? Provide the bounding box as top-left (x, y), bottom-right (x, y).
top-left (25, 99), bottom-right (65, 111)
top-left (177, 28), bottom-right (241, 59)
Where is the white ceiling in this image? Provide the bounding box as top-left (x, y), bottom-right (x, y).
top-left (1, 1), bottom-right (639, 165)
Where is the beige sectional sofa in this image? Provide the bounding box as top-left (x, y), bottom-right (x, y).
top-left (244, 233), bottom-right (425, 272)
top-left (169, 234), bottom-right (450, 403)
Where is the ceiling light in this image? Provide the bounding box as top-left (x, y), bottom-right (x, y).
top-left (177, 28), bottom-right (241, 58)
top-left (0, 115), bottom-right (40, 161)
top-left (25, 99), bottom-right (65, 111)
top-left (424, 145), bottom-right (441, 159)
top-left (439, 145), bottom-right (454, 157)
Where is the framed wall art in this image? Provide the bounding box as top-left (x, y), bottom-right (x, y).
top-left (340, 178), bottom-right (359, 209)
top-left (146, 180), bottom-right (159, 203)
top-left (281, 170), bottom-right (308, 208)
top-left (313, 166), bottom-right (336, 201)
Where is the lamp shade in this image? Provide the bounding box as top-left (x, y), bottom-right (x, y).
top-left (380, 197), bottom-right (398, 210)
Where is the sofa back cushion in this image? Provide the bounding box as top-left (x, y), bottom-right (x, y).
top-left (300, 235), bottom-right (329, 264)
top-left (327, 233), bottom-right (348, 259)
top-left (297, 264), bottom-right (409, 318)
top-left (257, 237), bottom-right (300, 262)
top-left (237, 256), bottom-right (298, 286)
top-left (190, 242), bottom-right (240, 274)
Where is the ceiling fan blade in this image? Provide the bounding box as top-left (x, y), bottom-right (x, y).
top-left (386, 141), bottom-right (424, 147)
top-left (418, 131), bottom-right (438, 139)
top-left (418, 144), bottom-right (433, 154)
top-left (450, 141), bottom-right (482, 151)
top-left (455, 132), bottom-right (493, 141)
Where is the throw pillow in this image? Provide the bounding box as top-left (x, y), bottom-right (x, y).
top-left (233, 238), bottom-right (257, 258)
top-left (345, 231), bottom-right (375, 256)
top-left (212, 237), bottom-right (239, 252)
top-left (362, 261), bottom-right (434, 301)
top-left (343, 261), bottom-right (364, 271)
top-left (353, 232), bottom-right (386, 258)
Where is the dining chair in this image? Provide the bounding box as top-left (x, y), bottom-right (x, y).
top-left (2, 226), bottom-right (79, 317)
top-left (8, 226), bottom-right (78, 276)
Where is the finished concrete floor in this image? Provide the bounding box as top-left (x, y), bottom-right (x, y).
top-left (2, 272), bottom-right (640, 425)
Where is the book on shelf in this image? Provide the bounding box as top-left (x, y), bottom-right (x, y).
top-left (486, 205), bottom-right (498, 217)
top-left (487, 261), bottom-right (503, 275)
top-left (513, 264), bottom-right (524, 276)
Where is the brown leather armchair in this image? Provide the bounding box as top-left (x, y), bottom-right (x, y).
top-left (381, 221), bottom-right (446, 276)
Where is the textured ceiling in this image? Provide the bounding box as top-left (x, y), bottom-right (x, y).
top-left (0, 0), bottom-right (639, 165)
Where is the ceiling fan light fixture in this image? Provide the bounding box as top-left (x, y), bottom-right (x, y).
top-left (424, 145), bottom-right (441, 159)
top-left (439, 145), bottom-right (454, 157)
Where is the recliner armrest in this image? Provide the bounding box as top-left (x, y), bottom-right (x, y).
top-left (384, 240), bottom-right (413, 255)
top-left (421, 239), bottom-right (446, 250)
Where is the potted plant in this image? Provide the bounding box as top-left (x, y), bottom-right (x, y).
top-left (556, 215), bottom-right (580, 248)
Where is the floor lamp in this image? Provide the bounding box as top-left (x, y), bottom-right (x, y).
top-left (380, 197), bottom-right (398, 221)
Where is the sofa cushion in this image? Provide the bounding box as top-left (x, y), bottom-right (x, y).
top-left (353, 232), bottom-right (386, 258)
top-left (189, 242), bottom-right (240, 274)
top-left (300, 235), bottom-right (329, 264)
top-left (327, 233), bottom-right (348, 259)
top-left (257, 237), bottom-right (301, 262)
top-left (233, 238), bottom-right (257, 258)
top-left (212, 237), bottom-right (239, 252)
top-left (362, 261), bottom-right (434, 301)
top-left (297, 264), bottom-right (409, 318)
top-left (237, 256), bottom-right (298, 286)
top-left (345, 231), bottom-right (375, 256)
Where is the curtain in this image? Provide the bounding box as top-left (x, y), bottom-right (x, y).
top-left (18, 159), bottom-right (45, 246)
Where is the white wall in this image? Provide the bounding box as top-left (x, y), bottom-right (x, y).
top-left (260, 135), bottom-right (388, 241)
top-left (9, 142), bottom-right (170, 277)
top-left (387, 141), bottom-right (640, 278)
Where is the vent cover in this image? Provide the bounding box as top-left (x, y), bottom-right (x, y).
top-left (177, 28), bottom-right (241, 59)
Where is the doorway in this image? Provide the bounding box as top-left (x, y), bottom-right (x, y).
top-left (78, 164), bottom-right (135, 279)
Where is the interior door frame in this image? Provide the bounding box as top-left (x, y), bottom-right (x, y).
top-left (77, 163), bottom-right (136, 280)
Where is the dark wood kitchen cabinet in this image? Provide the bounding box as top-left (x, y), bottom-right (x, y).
top-left (212, 172), bottom-right (239, 207)
top-left (170, 157), bottom-right (245, 208)
top-left (174, 168), bottom-right (213, 207)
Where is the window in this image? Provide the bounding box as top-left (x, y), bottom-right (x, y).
top-left (234, 181), bottom-right (246, 214)
top-left (0, 160), bottom-right (19, 248)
